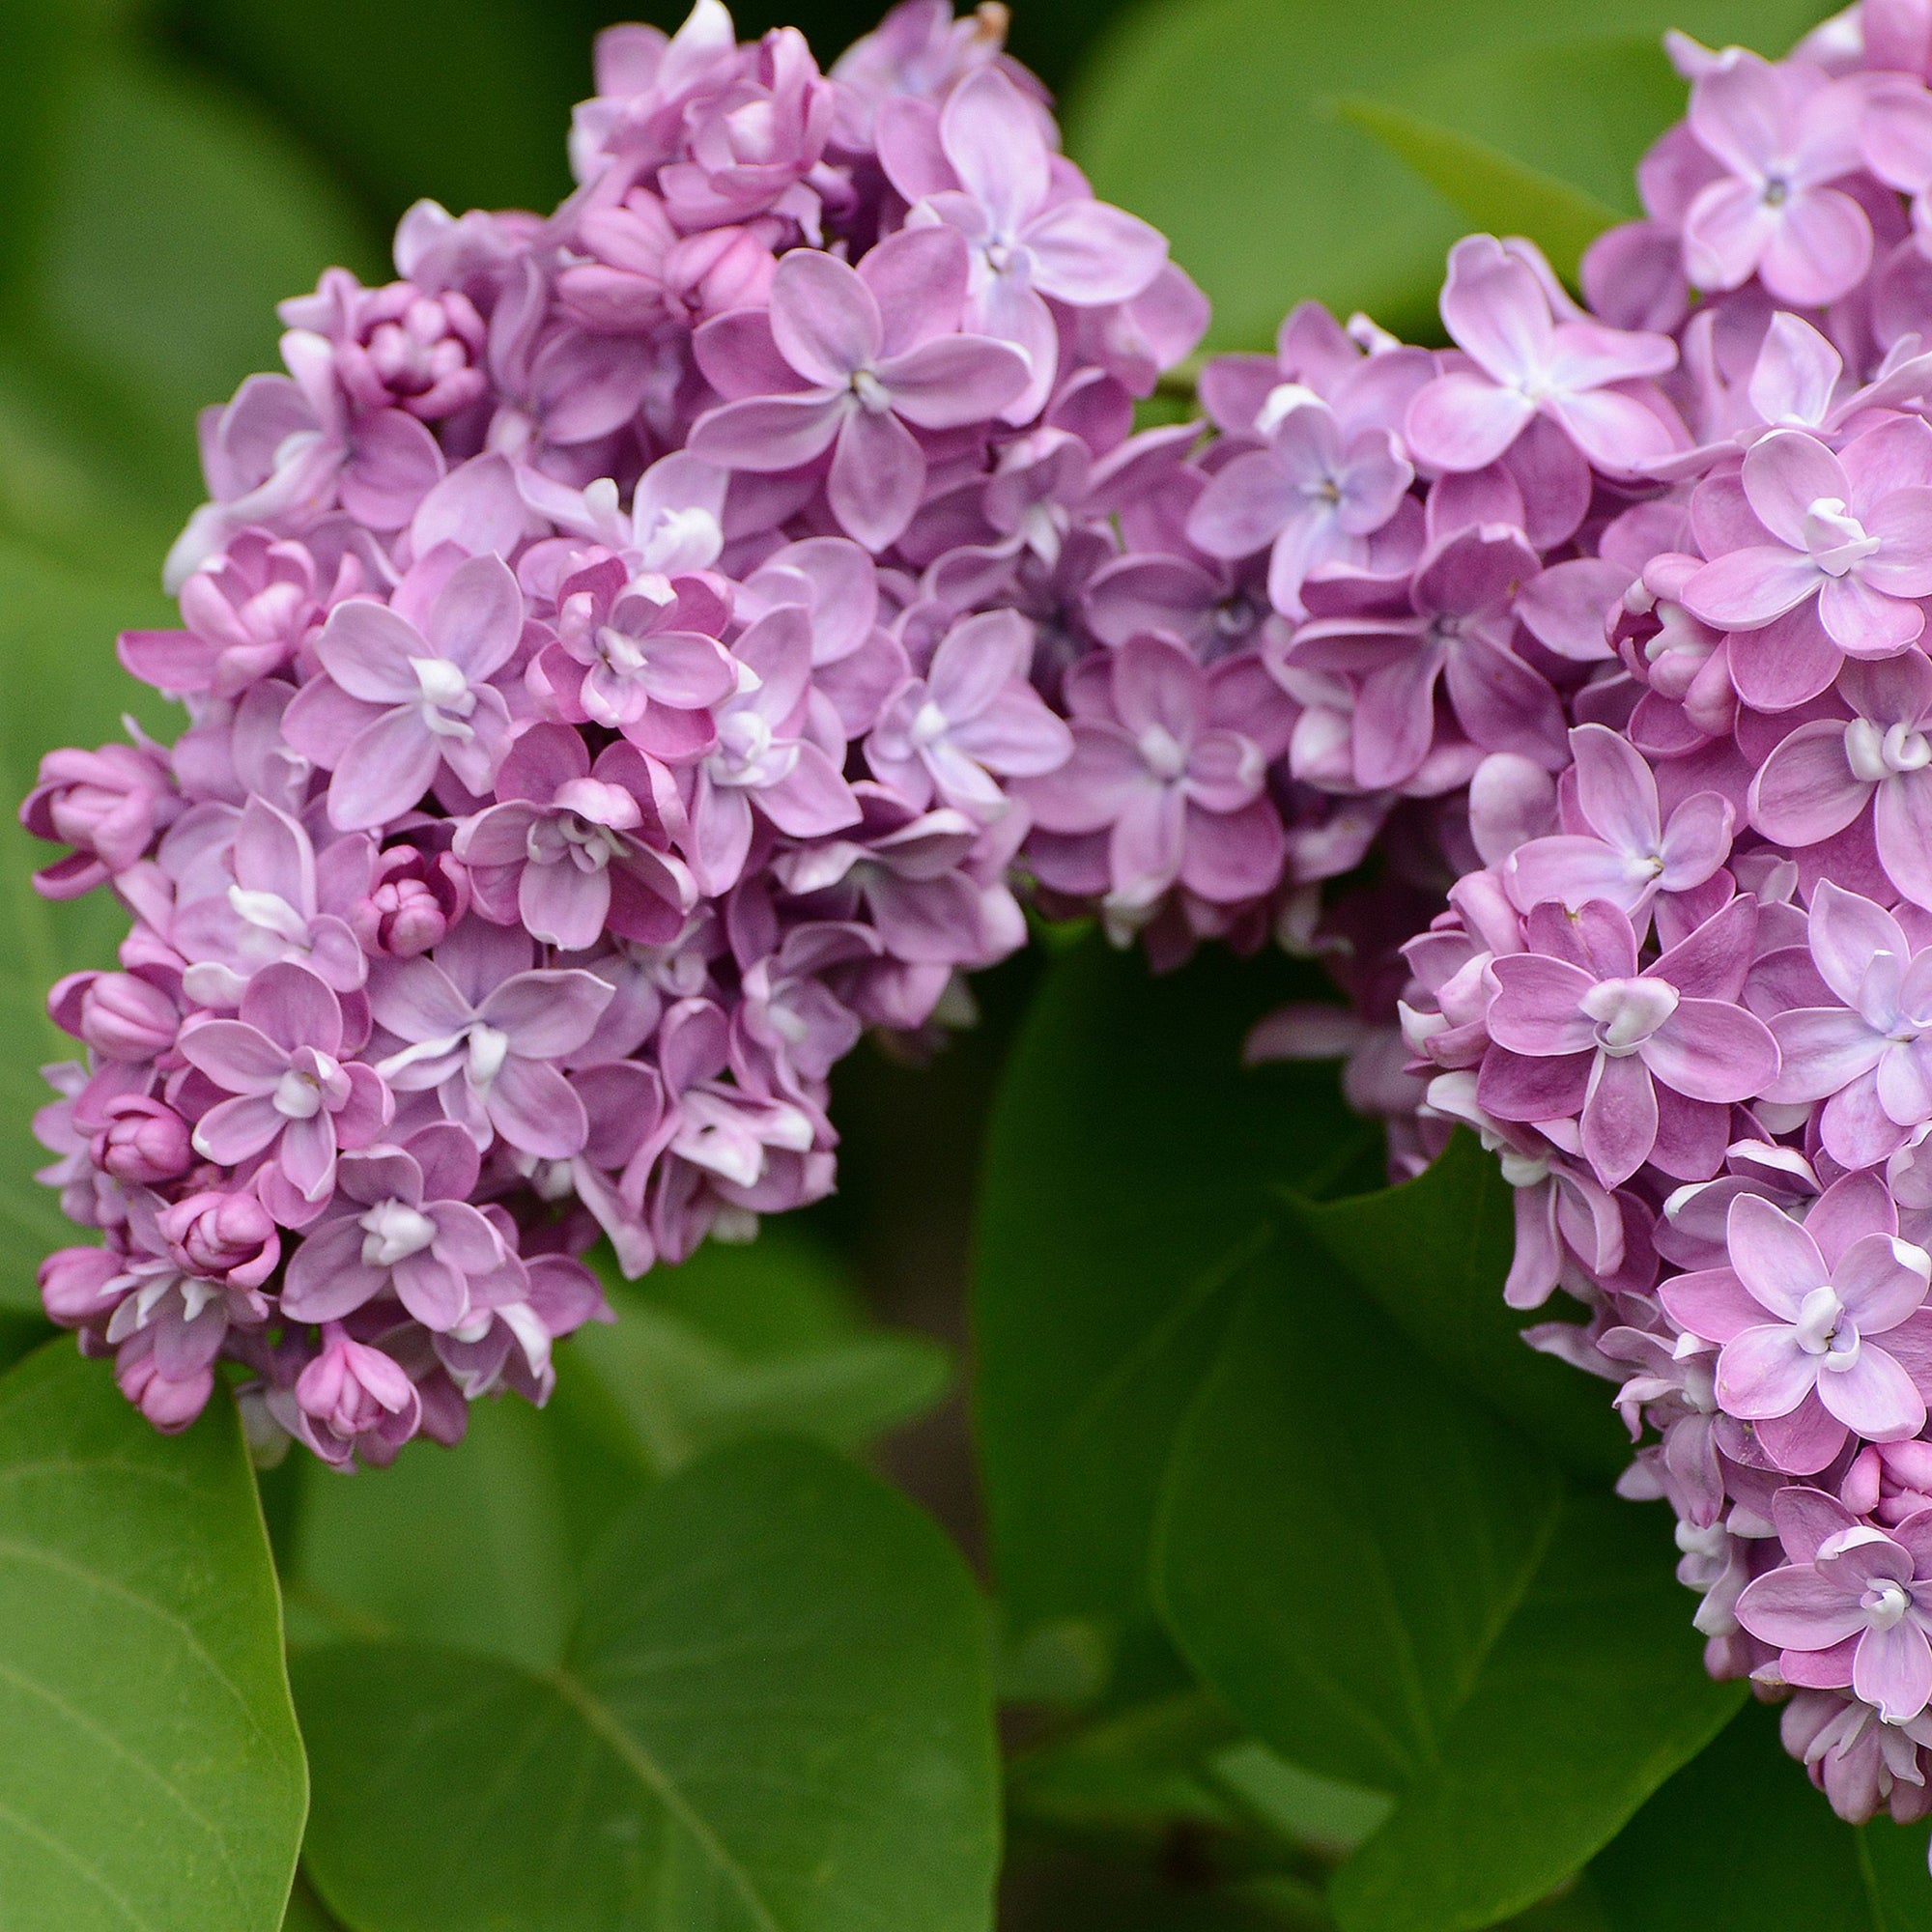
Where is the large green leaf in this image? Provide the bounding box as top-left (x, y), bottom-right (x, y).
top-left (0, 1342), bottom-right (306, 1929)
top-left (1593, 1699), bottom-right (1932, 1932)
top-left (284, 1389), bottom-right (607, 1670)
top-left (1285, 1130), bottom-right (1628, 1480)
top-left (285, 1226), bottom-right (948, 1666)
top-left (1154, 1262), bottom-right (1562, 1796)
top-left (31, 43), bottom-right (376, 429)
top-left (1066, 1), bottom-right (1835, 348)
top-left (298, 1437), bottom-right (1000, 1932)
top-left (972, 937), bottom-right (1378, 1653)
top-left (1327, 1498), bottom-right (1743, 1932)
top-left (1155, 1269), bottom-right (1740, 1929)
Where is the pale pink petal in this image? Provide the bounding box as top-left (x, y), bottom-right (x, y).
top-left (1728, 1191), bottom-right (1828, 1317)
top-left (828, 408), bottom-right (924, 552)
top-left (1581, 1048), bottom-right (1659, 1186)
top-left (1717, 1322), bottom-right (1819, 1419)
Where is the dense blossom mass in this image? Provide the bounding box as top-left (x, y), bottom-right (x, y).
top-left (20, 0), bottom-right (1201, 1467)
top-left (37, 0), bottom-right (1932, 1854)
top-left (1149, 0), bottom-right (1932, 1839)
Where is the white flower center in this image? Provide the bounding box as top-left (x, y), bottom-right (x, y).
top-left (467, 1023), bottom-right (510, 1090)
top-left (271, 1064), bottom-right (330, 1119)
top-left (594, 625), bottom-right (646, 677)
top-left (1796, 1283), bottom-right (1857, 1364)
top-left (412, 656), bottom-right (478, 736)
top-left (1866, 1579), bottom-right (1913, 1632)
top-left (1846, 717), bottom-right (1932, 782)
top-left (1137, 724), bottom-right (1189, 782)
top-left (850, 368), bottom-right (891, 413)
top-left (909, 698), bottom-right (951, 751)
top-left (1579, 977), bottom-right (1679, 1056)
top-left (1803, 496), bottom-right (1883, 576)
top-left (359, 1200), bottom-right (438, 1267)
top-left (638, 505), bottom-right (722, 574)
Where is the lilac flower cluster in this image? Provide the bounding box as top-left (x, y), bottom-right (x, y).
top-left (21, 0), bottom-right (1201, 1467)
top-left (943, 0), bottom-right (1932, 1833)
top-left (1213, 4), bottom-right (1932, 1835)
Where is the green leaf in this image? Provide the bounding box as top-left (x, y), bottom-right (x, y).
top-left (1863, 1816), bottom-right (1932, 1931)
top-left (1154, 1259), bottom-right (1562, 1795)
top-left (283, 1872), bottom-right (349, 1932)
top-left (1007, 1690), bottom-right (1248, 1841)
top-left (972, 937), bottom-right (1378, 1651)
top-left (571, 1291), bottom-right (950, 1473)
top-left (1332, 96), bottom-right (1623, 284)
top-left (1592, 1700), bottom-right (1918, 1932)
top-left (0, 1341), bottom-right (306, 1929)
top-left (1327, 1497), bottom-right (1742, 1932)
top-left (1284, 1131), bottom-right (1629, 1480)
top-left (1066, 1), bottom-right (1840, 349)
top-left (298, 1437), bottom-right (1000, 1932)
top-left (284, 1389), bottom-right (611, 1670)
top-left (284, 1226), bottom-right (944, 1670)
top-left (615, 1219), bottom-right (868, 1356)
top-left (29, 44), bottom-right (377, 428)
top-left (1155, 1268), bottom-right (1740, 1928)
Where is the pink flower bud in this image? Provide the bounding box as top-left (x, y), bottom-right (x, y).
top-left (19, 741), bottom-right (178, 898)
top-left (351, 843), bottom-right (470, 957)
top-left (53, 971), bottom-right (180, 1062)
top-left (156, 1190), bottom-right (280, 1290)
top-left (296, 1326), bottom-right (421, 1458)
top-left (39, 1246), bottom-right (123, 1326)
top-left (91, 1095), bottom-right (194, 1184)
top-left (115, 1336), bottom-right (214, 1434)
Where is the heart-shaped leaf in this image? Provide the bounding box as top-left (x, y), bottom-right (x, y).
top-left (297, 1436), bottom-right (999, 1932)
top-left (0, 1342), bottom-right (305, 1930)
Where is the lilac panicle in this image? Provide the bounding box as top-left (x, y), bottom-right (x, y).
top-left (22, 0), bottom-right (1209, 1468)
top-left (1041, 0), bottom-right (1932, 1847)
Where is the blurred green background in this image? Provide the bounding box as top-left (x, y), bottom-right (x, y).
top-left (0, 1), bottom-right (1841, 1923)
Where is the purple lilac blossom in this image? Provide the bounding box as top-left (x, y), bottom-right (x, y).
top-left (19, 0), bottom-right (1206, 1468)
top-left (1009, 0), bottom-right (1932, 1844)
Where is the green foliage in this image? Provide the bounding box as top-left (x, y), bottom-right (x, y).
top-left (973, 939), bottom-right (1747, 1924)
top-left (297, 1437), bottom-right (1001, 1932)
top-left (972, 937), bottom-right (1380, 1654)
top-left (1156, 1268), bottom-right (1738, 1930)
top-left (32, 46), bottom-right (377, 428)
top-left (1155, 1264), bottom-right (1566, 1797)
top-left (0, 1343), bottom-right (305, 1929)
top-left (282, 1226), bottom-right (950, 1667)
top-left (1593, 1700), bottom-right (1932, 1931)
top-left (1284, 1131), bottom-right (1629, 1480)
top-left (1066, 1), bottom-right (1832, 346)
top-left (577, 1231), bottom-right (950, 1472)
